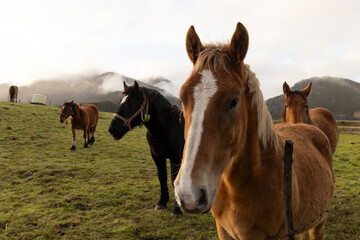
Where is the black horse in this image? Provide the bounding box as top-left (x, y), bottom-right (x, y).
top-left (108, 81), bottom-right (184, 218)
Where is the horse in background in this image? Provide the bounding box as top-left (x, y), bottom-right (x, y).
top-left (9, 85), bottom-right (18, 102)
top-left (108, 81), bottom-right (184, 218)
top-left (174, 22), bottom-right (334, 239)
top-left (283, 82), bottom-right (339, 155)
top-left (59, 100), bottom-right (99, 151)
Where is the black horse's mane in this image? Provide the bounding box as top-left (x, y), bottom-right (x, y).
top-left (125, 85), bottom-right (182, 115)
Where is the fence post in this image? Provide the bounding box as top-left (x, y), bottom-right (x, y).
top-left (284, 140), bottom-right (295, 240)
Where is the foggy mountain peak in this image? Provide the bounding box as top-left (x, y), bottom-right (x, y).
top-left (0, 72), bottom-right (180, 107)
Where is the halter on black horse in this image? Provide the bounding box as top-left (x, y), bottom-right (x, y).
top-left (113, 94), bottom-right (150, 131)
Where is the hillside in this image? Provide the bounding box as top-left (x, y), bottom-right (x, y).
top-left (0, 72), bottom-right (181, 112)
top-left (0, 101), bottom-right (359, 239)
top-left (266, 77), bottom-right (360, 120)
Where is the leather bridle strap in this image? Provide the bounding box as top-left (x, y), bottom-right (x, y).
top-left (113, 95), bottom-right (148, 131)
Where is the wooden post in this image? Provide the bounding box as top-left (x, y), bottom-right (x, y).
top-left (284, 140), bottom-right (295, 240)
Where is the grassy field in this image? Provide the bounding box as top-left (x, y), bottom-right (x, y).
top-left (0, 101), bottom-right (359, 239)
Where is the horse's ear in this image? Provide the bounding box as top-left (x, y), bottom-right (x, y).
top-left (229, 22), bottom-right (249, 64)
top-left (302, 82), bottom-right (312, 97)
top-left (123, 81), bottom-right (128, 91)
top-left (283, 82), bottom-right (291, 97)
top-left (70, 100), bottom-right (73, 104)
top-left (186, 25), bottom-right (204, 65)
top-left (133, 81), bottom-right (140, 94)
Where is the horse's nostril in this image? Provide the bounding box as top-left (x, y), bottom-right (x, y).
top-left (180, 199), bottom-right (185, 207)
top-left (198, 189), bottom-right (207, 206)
top-left (59, 118), bottom-right (64, 123)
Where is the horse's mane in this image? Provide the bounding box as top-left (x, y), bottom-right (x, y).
top-left (192, 43), bottom-right (279, 149)
top-left (126, 85), bottom-right (182, 115)
top-left (245, 65), bottom-right (279, 149)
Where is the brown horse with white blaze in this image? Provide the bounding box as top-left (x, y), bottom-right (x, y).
top-left (283, 82), bottom-right (339, 155)
top-left (174, 23), bottom-right (334, 239)
top-left (9, 85), bottom-right (18, 102)
top-left (59, 101), bottom-right (99, 151)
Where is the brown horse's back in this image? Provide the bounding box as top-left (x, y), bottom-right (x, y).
top-left (274, 123), bottom-right (334, 234)
top-left (82, 104), bottom-right (99, 127)
top-left (310, 107), bottom-right (339, 155)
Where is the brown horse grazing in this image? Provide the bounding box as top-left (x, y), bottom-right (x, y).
top-left (9, 85), bottom-right (18, 102)
top-left (59, 101), bottom-right (99, 151)
top-left (174, 23), bottom-right (334, 239)
top-left (283, 82), bottom-right (339, 155)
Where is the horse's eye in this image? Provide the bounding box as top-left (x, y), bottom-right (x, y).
top-left (229, 98), bottom-right (239, 110)
top-left (305, 105), bottom-right (308, 109)
top-left (285, 105), bottom-right (288, 109)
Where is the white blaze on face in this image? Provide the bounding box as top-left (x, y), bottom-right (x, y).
top-left (175, 70), bottom-right (218, 205)
top-left (120, 95), bottom-right (128, 105)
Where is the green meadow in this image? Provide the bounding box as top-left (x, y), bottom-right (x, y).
top-left (0, 101), bottom-right (359, 239)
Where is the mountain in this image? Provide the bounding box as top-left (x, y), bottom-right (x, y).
top-left (266, 77), bottom-right (360, 120)
top-left (0, 72), bottom-right (181, 112)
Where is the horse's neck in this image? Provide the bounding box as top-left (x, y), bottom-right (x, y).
top-left (144, 98), bottom-right (171, 135)
top-left (71, 108), bottom-right (83, 121)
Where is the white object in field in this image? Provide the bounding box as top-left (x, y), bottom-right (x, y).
top-left (32, 94), bottom-right (47, 105)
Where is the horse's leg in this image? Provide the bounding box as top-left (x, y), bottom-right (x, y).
top-left (83, 128), bottom-right (88, 148)
top-left (89, 126), bottom-right (95, 145)
top-left (151, 151), bottom-right (169, 210)
top-left (70, 129), bottom-right (76, 151)
top-left (216, 221), bottom-right (234, 240)
top-left (170, 160), bottom-right (182, 218)
top-left (87, 128), bottom-right (91, 144)
top-left (308, 218), bottom-right (326, 240)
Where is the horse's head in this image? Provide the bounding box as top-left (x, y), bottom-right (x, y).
top-left (283, 82), bottom-right (312, 124)
top-left (108, 81), bottom-right (147, 140)
top-left (174, 22), bottom-right (252, 213)
top-left (59, 100), bottom-right (77, 123)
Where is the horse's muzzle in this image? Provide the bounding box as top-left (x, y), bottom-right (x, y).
top-left (177, 188), bottom-right (209, 214)
top-left (59, 118), bottom-right (64, 123)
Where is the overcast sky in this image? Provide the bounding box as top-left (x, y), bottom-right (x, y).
top-left (0, 0), bottom-right (359, 99)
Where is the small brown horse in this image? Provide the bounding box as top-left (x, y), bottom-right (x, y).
top-left (174, 23), bottom-right (334, 239)
top-left (9, 85), bottom-right (18, 102)
top-left (283, 82), bottom-right (339, 155)
top-left (59, 100), bottom-right (99, 151)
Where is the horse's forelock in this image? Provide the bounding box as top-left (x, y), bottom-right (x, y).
top-left (193, 43), bottom-right (232, 75)
top-left (293, 90), bottom-right (307, 101)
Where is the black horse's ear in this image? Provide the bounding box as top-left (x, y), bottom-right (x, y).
top-left (283, 82), bottom-right (291, 97)
top-left (302, 82), bottom-right (312, 98)
top-left (133, 81), bottom-right (140, 94)
top-left (123, 81), bottom-right (128, 91)
top-left (186, 25), bottom-right (204, 65)
top-left (72, 102), bottom-right (77, 111)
